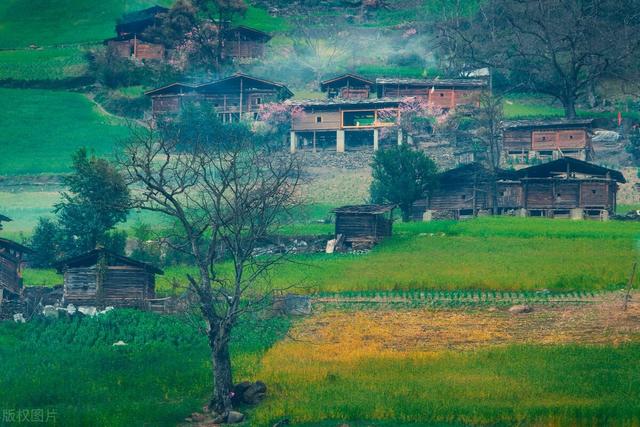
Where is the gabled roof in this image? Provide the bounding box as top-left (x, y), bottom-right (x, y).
top-left (0, 237), bottom-right (32, 255)
top-left (197, 73), bottom-right (293, 98)
top-left (516, 157), bottom-right (625, 182)
top-left (224, 26), bottom-right (272, 42)
top-left (145, 73), bottom-right (293, 98)
top-left (375, 77), bottom-right (488, 88)
top-left (332, 204), bottom-right (396, 215)
top-left (438, 162), bottom-right (519, 183)
top-left (320, 74), bottom-right (374, 91)
top-left (502, 119), bottom-right (594, 130)
top-left (118, 6), bottom-right (168, 26)
top-left (144, 82), bottom-right (198, 96)
top-left (56, 249), bottom-right (164, 275)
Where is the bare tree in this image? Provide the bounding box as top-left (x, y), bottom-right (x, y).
top-left (119, 117), bottom-right (300, 420)
top-left (437, 0), bottom-right (640, 118)
top-left (193, 0), bottom-right (247, 69)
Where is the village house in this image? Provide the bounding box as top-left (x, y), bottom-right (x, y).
top-left (222, 26), bottom-right (272, 61)
top-left (375, 77), bottom-right (488, 109)
top-left (413, 157), bottom-right (624, 220)
top-left (145, 73), bottom-right (294, 121)
top-left (289, 98), bottom-right (401, 152)
top-left (320, 74), bottom-right (375, 100)
top-left (56, 249), bottom-right (163, 308)
top-left (0, 215), bottom-right (32, 319)
top-left (502, 119), bottom-right (594, 164)
top-left (106, 5), bottom-right (168, 60)
top-left (289, 74), bottom-right (488, 153)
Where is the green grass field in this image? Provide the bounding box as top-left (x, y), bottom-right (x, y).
top-left (0, 47), bottom-right (89, 81)
top-left (0, 309), bottom-right (291, 427)
top-left (0, 88), bottom-right (129, 175)
top-left (22, 216), bottom-right (640, 294)
top-left (0, 0), bottom-right (173, 48)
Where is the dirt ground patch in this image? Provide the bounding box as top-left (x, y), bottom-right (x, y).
top-left (289, 295), bottom-right (640, 354)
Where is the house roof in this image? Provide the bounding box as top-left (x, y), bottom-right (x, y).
top-left (118, 6), bottom-right (168, 26)
top-left (224, 26), bottom-right (272, 42)
top-left (375, 77), bottom-right (488, 88)
top-left (320, 74), bottom-right (375, 91)
top-left (0, 214), bottom-right (11, 222)
top-left (516, 157), bottom-right (625, 182)
top-left (0, 237), bottom-right (32, 255)
top-left (56, 249), bottom-right (164, 275)
top-left (332, 204), bottom-right (396, 215)
top-left (145, 73), bottom-right (293, 98)
top-left (439, 162), bottom-right (519, 183)
top-left (144, 82), bottom-right (198, 96)
top-left (502, 119), bottom-right (594, 130)
top-left (288, 98), bottom-right (400, 108)
top-left (197, 73), bottom-right (293, 98)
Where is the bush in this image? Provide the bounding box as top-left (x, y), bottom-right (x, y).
top-left (29, 217), bottom-right (61, 268)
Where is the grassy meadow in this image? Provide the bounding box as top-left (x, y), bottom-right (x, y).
top-left (20, 216), bottom-right (640, 294)
top-left (0, 88), bottom-right (129, 175)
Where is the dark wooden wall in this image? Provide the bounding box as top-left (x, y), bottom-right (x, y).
top-left (64, 266), bottom-right (154, 307)
top-left (335, 213), bottom-right (392, 242)
top-left (0, 256), bottom-right (20, 295)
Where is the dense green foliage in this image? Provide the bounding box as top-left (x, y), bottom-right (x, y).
top-left (370, 146), bottom-right (438, 221)
top-left (0, 309), bottom-right (291, 426)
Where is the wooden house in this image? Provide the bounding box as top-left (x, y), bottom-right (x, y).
top-left (104, 34), bottom-right (165, 60)
top-left (412, 158), bottom-right (624, 220)
top-left (333, 205), bottom-right (395, 245)
top-left (106, 5), bottom-right (168, 60)
top-left (411, 163), bottom-right (519, 220)
top-left (0, 237), bottom-right (32, 315)
top-left (56, 249), bottom-right (163, 308)
top-left (320, 74), bottom-right (375, 100)
top-left (514, 157), bottom-right (624, 218)
top-left (146, 73), bottom-right (293, 121)
top-left (502, 119), bottom-right (594, 164)
top-left (375, 78), bottom-right (487, 109)
top-left (289, 98), bottom-right (400, 152)
top-left (222, 26), bottom-right (271, 60)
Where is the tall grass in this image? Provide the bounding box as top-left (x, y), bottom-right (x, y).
top-left (252, 342), bottom-right (640, 426)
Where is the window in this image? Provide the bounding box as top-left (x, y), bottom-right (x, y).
top-left (499, 191), bottom-right (505, 197)
top-left (254, 97), bottom-right (262, 105)
top-left (461, 195), bottom-right (466, 200)
top-left (316, 116), bottom-right (322, 123)
top-left (592, 189), bottom-right (597, 194)
top-left (557, 193), bottom-right (561, 197)
top-left (440, 93), bottom-right (444, 97)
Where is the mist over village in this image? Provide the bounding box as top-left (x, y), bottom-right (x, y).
top-left (1, 1), bottom-right (640, 426)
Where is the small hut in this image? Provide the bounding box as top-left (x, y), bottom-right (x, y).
top-left (332, 204), bottom-right (395, 246)
top-left (56, 249), bottom-right (163, 308)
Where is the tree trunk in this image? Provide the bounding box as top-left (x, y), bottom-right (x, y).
top-left (563, 97), bottom-right (577, 119)
top-left (401, 206), bottom-right (411, 222)
top-left (209, 334), bottom-right (234, 415)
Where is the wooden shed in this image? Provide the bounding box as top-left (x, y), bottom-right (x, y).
top-left (320, 74), bottom-right (375, 100)
top-left (502, 119), bottom-right (594, 164)
top-left (0, 237), bottom-right (32, 317)
top-left (332, 204), bottom-right (395, 245)
top-left (56, 249), bottom-right (163, 308)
